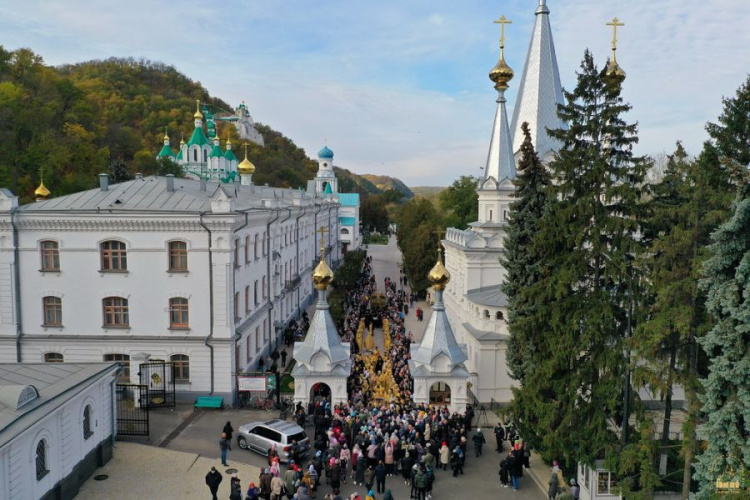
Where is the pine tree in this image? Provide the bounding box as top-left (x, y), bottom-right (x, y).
top-left (500, 122), bottom-right (551, 383)
top-left (693, 181), bottom-right (750, 498)
top-left (108, 158), bottom-right (133, 183)
top-left (705, 75), bottom-right (750, 167)
top-left (508, 50), bottom-right (648, 468)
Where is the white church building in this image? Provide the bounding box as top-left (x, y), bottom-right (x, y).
top-left (442, 0), bottom-right (566, 403)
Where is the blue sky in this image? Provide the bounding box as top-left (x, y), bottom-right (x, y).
top-left (2, 0), bottom-right (748, 186)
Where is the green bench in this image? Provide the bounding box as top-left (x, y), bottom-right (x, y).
top-left (194, 396), bottom-right (224, 410)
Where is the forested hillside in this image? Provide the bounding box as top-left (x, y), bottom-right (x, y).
top-left (0, 47), bottom-right (403, 203)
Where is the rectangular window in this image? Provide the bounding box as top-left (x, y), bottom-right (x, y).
top-left (245, 236), bottom-right (250, 263)
top-left (234, 239), bottom-right (241, 268)
top-left (245, 286), bottom-right (250, 313)
top-left (234, 292), bottom-right (240, 321)
top-left (42, 296), bottom-right (62, 326)
top-left (103, 297), bottom-right (129, 327)
top-left (262, 276), bottom-right (267, 299)
top-left (168, 241), bottom-right (188, 271)
top-left (246, 337), bottom-right (251, 362)
top-left (171, 354), bottom-right (190, 382)
top-left (254, 234), bottom-right (259, 260)
top-left (100, 241), bottom-right (127, 271)
top-left (104, 353), bottom-right (130, 380)
top-left (40, 241), bottom-right (60, 271)
top-left (169, 297), bottom-right (189, 329)
top-left (254, 280), bottom-right (259, 305)
top-left (263, 319), bottom-right (268, 343)
top-left (255, 327), bottom-right (260, 353)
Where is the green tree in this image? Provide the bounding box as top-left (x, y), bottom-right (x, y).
top-left (396, 198), bottom-right (441, 293)
top-left (705, 75), bottom-right (750, 167)
top-left (108, 158), bottom-right (133, 183)
top-left (439, 175), bottom-right (478, 229)
top-left (361, 195), bottom-right (389, 233)
top-left (693, 180), bottom-right (750, 498)
top-left (508, 51), bottom-right (648, 469)
top-left (500, 122), bottom-right (551, 383)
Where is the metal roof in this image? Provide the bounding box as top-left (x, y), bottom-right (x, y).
top-left (293, 290), bottom-right (351, 367)
top-left (336, 193), bottom-right (359, 207)
top-left (485, 92), bottom-right (516, 182)
top-left (0, 363), bottom-right (119, 448)
top-left (410, 290), bottom-right (468, 367)
top-left (465, 285), bottom-right (508, 307)
top-left (18, 176), bottom-right (317, 214)
top-left (462, 322), bottom-right (507, 343)
top-left (338, 217), bottom-right (356, 226)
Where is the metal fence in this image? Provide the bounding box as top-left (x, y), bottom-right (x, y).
top-left (115, 384), bottom-right (149, 436)
top-left (139, 362), bottom-right (176, 408)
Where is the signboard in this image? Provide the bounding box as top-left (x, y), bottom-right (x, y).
top-left (238, 376), bottom-right (266, 392)
top-left (266, 374), bottom-right (277, 392)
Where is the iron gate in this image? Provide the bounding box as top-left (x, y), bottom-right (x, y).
top-left (139, 362), bottom-right (176, 408)
top-left (115, 384), bottom-right (149, 436)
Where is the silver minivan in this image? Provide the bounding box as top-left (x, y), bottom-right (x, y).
top-left (237, 419), bottom-right (310, 463)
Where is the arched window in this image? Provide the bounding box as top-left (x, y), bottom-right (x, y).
top-left (341, 228), bottom-right (349, 235)
top-left (483, 310), bottom-right (490, 319)
top-left (169, 297), bottom-right (189, 329)
top-left (234, 238), bottom-right (241, 268)
top-left (495, 311), bottom-right (504, 320)
top-left (35, 439), bottom-right (48, 480)
top-left (100, 240), bottom-right (127, 271)
top-left (168, 241), bottom-right (188, 271)
top-left (83, 405), bottom-right (93, 439)
top-left (42, 296), bottom-right (62, 326)
top-left (254, 280), bottom-right (259, 305)
top-left (171, 354), bottom-right (190, 382)
top-left (244, 236), bottom-right (250, 263)
top-left (234, 292), bottom-right (240, 321)
top-left (103, 297), bottom-right (129, 327)
top-left (40, 241), bottom-right (60, 271)
top-left (193, 149), bottom-right (197, 162)
top-left (104, 353), bottom-right (130, 380)
top-left (44, 352), bottom-right (63, 363)
top-left (254, 234), bottom-right (259, 260)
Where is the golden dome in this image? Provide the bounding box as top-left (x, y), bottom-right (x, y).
top-left (237, 157), bottom-right (256, 174)
top-left (489, 54), bottom-right (514, 91)
top-left (312, 259), bottom-right (334, 290)
top-left (34, 180), bottom-right (50, 199)
top-left (194, 100), bottom-right (203, 119)
top-left (605, 53), bottom-right (626, 79)
top-left (428, 247), bottom-right (450, 290)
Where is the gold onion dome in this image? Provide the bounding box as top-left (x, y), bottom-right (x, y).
top-left (237, 156), bottom-right (256, 174)
top-left (35, 180), bottom-right (51, 199)
top-left (194, 100), bottom-right (203, 119)
top-left (312, 259), bottom-right (334, 290)
top-left (605, 54), bottom-right (626, 79)
top-left (489, 54), bottom-right (514, 91)
top-left (428, 248), bottom-right (451, 290)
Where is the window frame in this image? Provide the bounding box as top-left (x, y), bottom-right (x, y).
top-left (83, 405), bottom-right (93, 440)
top-left (44, 352), bottom-right (64, 363)
top-left (169, 297), bottom-right (189, 329)
top-left (170, 354), bottom-right (190, 382)
top-left (102, 297), bottom-right (129, 328)
top-left (167, 241), bottom-right (188, 272)
top-left (42, 296), bottom-right (62, 327)
top-left (35, 439), bottom-right (49, 480)
top-left (40, 240), bottom-right (60, 272)
top-left (104, 353), bottom-right (130, 380)
top-left (100, 240), bottom-right (128, 272)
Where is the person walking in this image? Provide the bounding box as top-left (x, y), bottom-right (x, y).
top-left (281, 349), bottom-right (288, 367)
top-left (499, 451), bottom-right (511, 488)
top-left (364, 465), bottom-right (375, 494)
top-left (439, 442), bottom-right (449, 471)
top-left (271, 473), bottom-right (286, 500)
top-left (206, 467), bottom-right (223, 500)
top-left (472, 428), bottom-right (486, 457)
top-left (220, 432), bottom-right (231, 466)
top-left (223, 421), bottom-right (234, 440)
top-left (375, 460), bottom-right (386, 494)
top-left (355, 452), bottom-right (366, 486)
top-left (230, 474), bottom-right (243, 500)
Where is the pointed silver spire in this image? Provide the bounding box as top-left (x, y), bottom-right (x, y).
top-left (485, 90), bottom-right (516, 182)
top-left (510, 0), bottom-right (565, 162)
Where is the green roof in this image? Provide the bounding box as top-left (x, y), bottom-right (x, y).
top-left (176, 149), bottom-right (183, 160)
top-left (209, 144), bottom-right (224, 159)
top-left (337, 193), bottom-right (360, 206)
top-left (157, 144), bottom-right (176, 158)
top-left (187, 126), bottom-right (209, 147)
top-left (324, 183), bottom-right (333, 194)
top-left (339, 216), bottom-right (356, 226)
top-left (224, 149), bottom-right (237, 161)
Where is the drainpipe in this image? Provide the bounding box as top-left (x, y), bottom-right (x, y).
top-left (10, 209), bottom-right (22, 362)
top-left (199, 213), bottom-right (215, 394)
top-left (294, 207), bottom-right (307, 320)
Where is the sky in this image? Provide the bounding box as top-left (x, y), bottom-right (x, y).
top-left (1, 0), bottom-right (748, 187)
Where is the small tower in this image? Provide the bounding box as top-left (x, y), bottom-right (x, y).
top-left (156, 130), bottom-right (176, 161)
top-left (237, 143), bottom-right (256, 186)
top-left (291, 227), bottom-right (351, 406)
top-left (409, 243), bottom-right (470, 414)
top-left (315, 145), bottom-right (338, 196)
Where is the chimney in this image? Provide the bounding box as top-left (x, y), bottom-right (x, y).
top-left (135, 172), bottom-right (143, 180)
top-left (166, 174), bottom-right (175, 192)
top-left (99, 173), bottom-right (109, 191)
top-left (200, 178), bottom-right (207, 191)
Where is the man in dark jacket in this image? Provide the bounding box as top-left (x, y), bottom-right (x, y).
top-left (374, 460), bottom-right (387, 493)
top-left (509, 448), bottom-right (524, 491)
top-left (494, 424), bottom-right (505, 452)
top-left (472, 428), bottom-right (486, 457)
top-left (205, 467), bottom-right (223, 500)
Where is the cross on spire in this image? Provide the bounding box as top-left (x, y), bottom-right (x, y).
top-left (316, 226), bottom-right (329, 259)
top-left (432, 229), bottom-right (446, 260)
top-left (493, 15), bottom-right (512, 51)
top-left (243, 142), bottom-right (249, 160)
top-left (606, 17), bottom-right (624, 51)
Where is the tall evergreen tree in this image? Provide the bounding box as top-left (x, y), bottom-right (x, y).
top-left (705, 75), bottom-right (750, 167)
top-left (501, 122), bottom-right (551, 383)
top-left (693, 180), bottom-right (750, 498)
top-left (633, 143), bottom-right (731, 496)
top-left (508, 50), bottom-right (648, 468)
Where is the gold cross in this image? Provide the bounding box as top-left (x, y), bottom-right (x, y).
top-left (243, 142), bottom-right (249, 160)
top-left (606, 17), bottom-right (624, 51)
top-left (39, 166), bottom-right (44, 182)
top-left (493, 15), bottom-right (512, 49)
top-left (316, 226), bottom-right (329, 259)
top-left (432, 229), bottom-right (446, 259)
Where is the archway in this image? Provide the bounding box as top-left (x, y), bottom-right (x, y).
top-left (310, 382), bottom-right (331, 406)
top-left (429, 381), bottom-right (451, 405)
